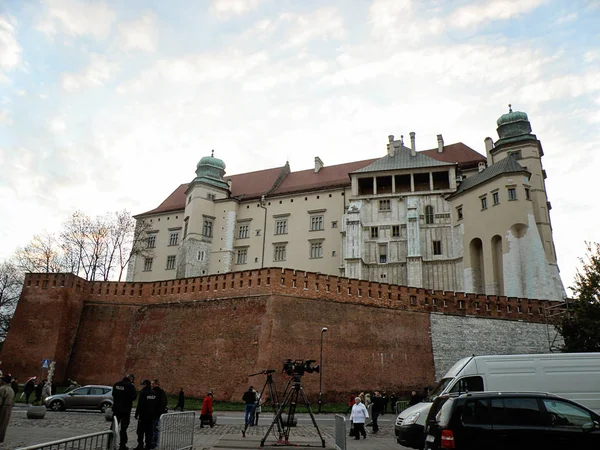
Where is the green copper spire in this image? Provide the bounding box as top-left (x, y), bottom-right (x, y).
top-left (495, 104), bottom-right (536, 146)
top-left (193, 150), bottom-right (229, 190)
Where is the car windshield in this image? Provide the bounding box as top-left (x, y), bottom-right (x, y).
top-left (426, 378), bottom-right (453, 402)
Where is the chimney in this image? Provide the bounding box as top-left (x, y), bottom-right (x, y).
top-left (484, 137), bottom-right (494, 164)
top-left (388, 135), bottom-right (396, 157)
top-left (314, 156), bottom-right (324, 173)
top-left (409, 132), bottom-right (416, 156)
top-left (478, 161), bottom-right (486, 173)
top-left (437, 134), bottom-right (444, 153)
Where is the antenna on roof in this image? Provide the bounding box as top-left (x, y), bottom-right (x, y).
top-left (400, 135), bottom-right (404, 146)
top-left (508, 103), bottom-right (512, 113)
top-left (211, 149), bottom-right (214, 157)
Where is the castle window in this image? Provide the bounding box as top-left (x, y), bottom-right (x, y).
top-left (457, 206), bottom-right (463, 220)
top-left (207, 193), bottom-right (216, 200)
top-left (310, 242), bottom-right (323, 259)
top-left (166, 255), bottom-right (176, 270)
top-left (370, 227), bottom-right (378, 239)
top-left (143, 258), bottom-right (153, 272)
top-left (379, 244), bottom-right (388, 264)
top-left (147, 235), bottom-right (156, 249)
top-left (197, 250), bottom-right (204, 261)
top-left (508, 150), bottom-right (522, 160)
top-left (392, 225), bottom-right (400, 237)
top-left (183, 218), bottom-right (189, 238)
top-left (425, 205), bottom-right (434, 224)
top-left (238, 224), bottom-right (249, 239)
top-left (275, 219), bottom-right (288, 235)
top-left (310, 215), bottom-right (324, 231)
top-left (433, 240), bottom-right (442, 255)
top-left (274, 244), bottom-right (286, 261)
top-left (481, 197), bottom-right (488, 210)
top-left (525, 187), bottom-right (531, 200)
top-left (169, 232), bottom-right (179, 246)
top-left (331, 221), bottom-right (338, 228)
top-left (187, 196), bottom-right (191, 205)
top-left (379, 199), bottom-right (391, 211)
top-left (236, 249), bottom-right (247, 265)
top-left (202, 219), bottom-right (213, 237)
top-left (508, 187), bottom-right (517, 201)
top-left (492, 191), bottom-right (500, 205)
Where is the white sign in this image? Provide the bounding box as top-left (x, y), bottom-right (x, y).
top-left (42, 359), bottom-right (50, 369)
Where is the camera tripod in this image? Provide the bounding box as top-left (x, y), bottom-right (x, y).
top-left (242, 370), bottom-right (281, 438)
top-left (260, 374), bottom-right (326, 448)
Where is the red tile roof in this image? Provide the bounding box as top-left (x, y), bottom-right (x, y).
top-left (136, 142), bottom-right (483, 217)
top-left (421, 143), bottom-right (486, 169)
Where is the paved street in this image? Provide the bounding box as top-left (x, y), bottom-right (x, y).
top-left (6, 407), bottom-right (411, 450)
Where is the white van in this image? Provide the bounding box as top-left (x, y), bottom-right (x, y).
top-left (394, 352), bottom-right (600, 449)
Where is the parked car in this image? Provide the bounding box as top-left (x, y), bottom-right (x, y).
top-left (423, 392), bottom-right (600, 450)
top-left (44, 385), bottom-right (113, 412)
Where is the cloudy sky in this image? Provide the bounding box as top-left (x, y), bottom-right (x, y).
top-left (1, 0), bottom-right (599, 293)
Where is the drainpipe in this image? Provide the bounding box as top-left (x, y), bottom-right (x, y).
top-left (260, 195), bottom-right (267, 268)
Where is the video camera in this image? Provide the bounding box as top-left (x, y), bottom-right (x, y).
top-left (282, 359), bottom-right (320, 377)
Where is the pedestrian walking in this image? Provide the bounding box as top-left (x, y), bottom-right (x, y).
top-left (253, 392), bottom-right (261, 425)
top-left (41, 381), bottom-right (52, 403)
top-left (112, 373), bottom-right (137, 450)
top-left (174, 388), bottom-right (185, 411)
top-left (0, 375), bottom-right (15, 445)
top-left (134, 380), bottom-right (159, 450)
top-left (371, 391), bottom-right (384, 433)
top-left (24, 377), bottom-right (36, 404)
top-left (200, 392), bottom-right (214, 427)
top-left (151, 380), bottom-right (167, 448)
top-left (34, 380), bottom-right (45, 404)
top-left (350, 397), bottom-right (368, 440)
top-left (242, 386), bottom-right (256, 427)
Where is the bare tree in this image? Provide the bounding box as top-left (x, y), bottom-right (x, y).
top-left (14, 231), bottom-right (64, 273)
top-left (0, 260), bottom-right (23, 341)
top-left (118, 216), bottom-right (154, 282)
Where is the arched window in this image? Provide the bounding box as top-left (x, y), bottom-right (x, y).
top-left (425, 205), bottom-right (434, 224)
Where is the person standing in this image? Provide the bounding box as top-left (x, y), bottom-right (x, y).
top-left (242, 386), bottom-right (256, 427)
top-left (390, 392), bottom-right (398, 414)
top-left (253, 391), bottom-right (262, 426)
top-left (174, 388), bottom-right (185, 412)
top-left (382, 391), bottom-right (388, 415)
top-left (0, 375), bottom-right (15, 445)
top-left (24, 378), bottom-right (36, 404)
top-left (151, 380), bottom-right (167, 448)
top-left (371, 391), bottom-right (384, 433)
top-left (134, 380), bottom-right (159, 450)
top-left (350, 397), bottom-right (368, 440)
top-left (112, 374), bottom-right (137, 450)
top-left (10, 378), bottom-right (19, 396)
top-left (34, 380), bottom-right (45, 404)
top-left (408, 390), bottom-right (420, 406)
top-left (200, 393), bottom-right (214, 427)
top-left (41, 381), bottom-right (52, 403)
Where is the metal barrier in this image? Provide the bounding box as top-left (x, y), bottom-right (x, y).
top-left (16, 417), bottom-right (118, 450)
top-left (157, 411), bottom-right (195, 450)
top-left (395, 400), bottom-right (409, 414)
top-left (333, 414), bottom-right (346, 450)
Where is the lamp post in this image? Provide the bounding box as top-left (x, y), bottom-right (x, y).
top-left (318, 327), bottom-right (328, 413)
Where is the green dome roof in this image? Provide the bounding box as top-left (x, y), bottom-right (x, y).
top-left (193, 151), bottom-right (229, 190)
top-left (495, 104), bottom-right (535, 146)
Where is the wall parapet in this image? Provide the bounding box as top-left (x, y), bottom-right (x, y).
top-left (22, 269), bottom-right (559, 323)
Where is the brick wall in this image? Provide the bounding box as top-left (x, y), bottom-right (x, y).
top-left (1, 269), bottom-right (560, 400)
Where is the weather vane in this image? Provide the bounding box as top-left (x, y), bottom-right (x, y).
top-left (508, 103), bottom-right (512, 113)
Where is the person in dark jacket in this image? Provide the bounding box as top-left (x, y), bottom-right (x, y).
top-left (390, 393), bottom-right (398, 414)
top-left (151, 380), bottom-right (167, 449)
top-left (134, 380), bottom-right (159, 450)
top-left (34, 380), bottom-right (45, 404)
top-left (112, 374), bottom-right (137, 450)
top-left (24, 378), bottom-right (36, 404)
top-left (10, 378), bottom-right (18, 396)
top-left (408, 390), bottom-right (420, 406)
top-left (174, 388), bottom-right (184, 411)
top-left (242, 386), bottom-right (256, 426)
top-left (371, 391), bottom-right (384, 433)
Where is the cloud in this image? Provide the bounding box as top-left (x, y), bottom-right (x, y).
top-left (62, 53), bottom-right (118, 91)
top-left (283, 8), bottom-right (345, 48)
top-left (210, 0), bottom-right (269, 18)
top-left (49, 116), bottom-right (66, 133)
top-left (0, 16), bottom-right (21, 81)
top-left (0, 109), bottom-right (12, 125)
top-left (448, 0), bottom-right (548, 29)
top-left (36, 0), bottom-right (116, 40)
top-left (117, 12), bottom-right (157, 53)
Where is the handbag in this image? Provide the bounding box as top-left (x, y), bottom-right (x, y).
top-left (349, 421), bottom-right (356, 437)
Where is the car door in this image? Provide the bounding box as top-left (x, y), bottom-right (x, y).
top-left (541, 398), bottom-right (600, 450)
top-left (489, 397), bottom-right (546, 450)
top-left (458, 398), bottom-right (494, 450)
top-left (87, 387), bottom-right (105, 409)
top-left (66, 387), bottom-right (90, 408)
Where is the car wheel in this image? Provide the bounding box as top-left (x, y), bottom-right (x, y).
top-left (49, 400), bottom-right (64, 411)
top-left (100, 402), bottom-right (112, 413)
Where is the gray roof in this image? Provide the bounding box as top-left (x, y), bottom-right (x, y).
top-left (352, 144), bottom-right (454, 173)
top-left (450, 155), bottom-right (528, 197)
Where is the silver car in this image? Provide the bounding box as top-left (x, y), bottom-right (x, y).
top-left (44, 385), bottom-right (113, 412)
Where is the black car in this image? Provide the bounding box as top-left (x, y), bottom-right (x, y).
top-left (424, 392), bottom-right (600, 450)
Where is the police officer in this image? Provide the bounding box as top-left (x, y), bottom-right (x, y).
top-left (112, 373), bottom-right (137, 450)
top-left (134, 379), bottom-right (159, 450)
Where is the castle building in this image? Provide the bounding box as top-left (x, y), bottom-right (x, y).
top-left (128, 108), bottom-right (566, 301)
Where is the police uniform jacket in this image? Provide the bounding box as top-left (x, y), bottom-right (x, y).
top-left (136, 386), bottom-right (160, 420)
top-left (112, 378), bottom-right (137, 414)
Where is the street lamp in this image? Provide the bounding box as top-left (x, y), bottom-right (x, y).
top-left (318, 327), bottom-right (328, 413)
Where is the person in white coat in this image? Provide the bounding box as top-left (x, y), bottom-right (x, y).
top-left (350, 397), bottom-right (368, 440)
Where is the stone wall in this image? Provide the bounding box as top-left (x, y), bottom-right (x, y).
top-left (429, 313), bottom-right (563, 380)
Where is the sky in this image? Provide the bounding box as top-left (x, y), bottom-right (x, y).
top-left (0, 0), bottom-right (599, 294)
